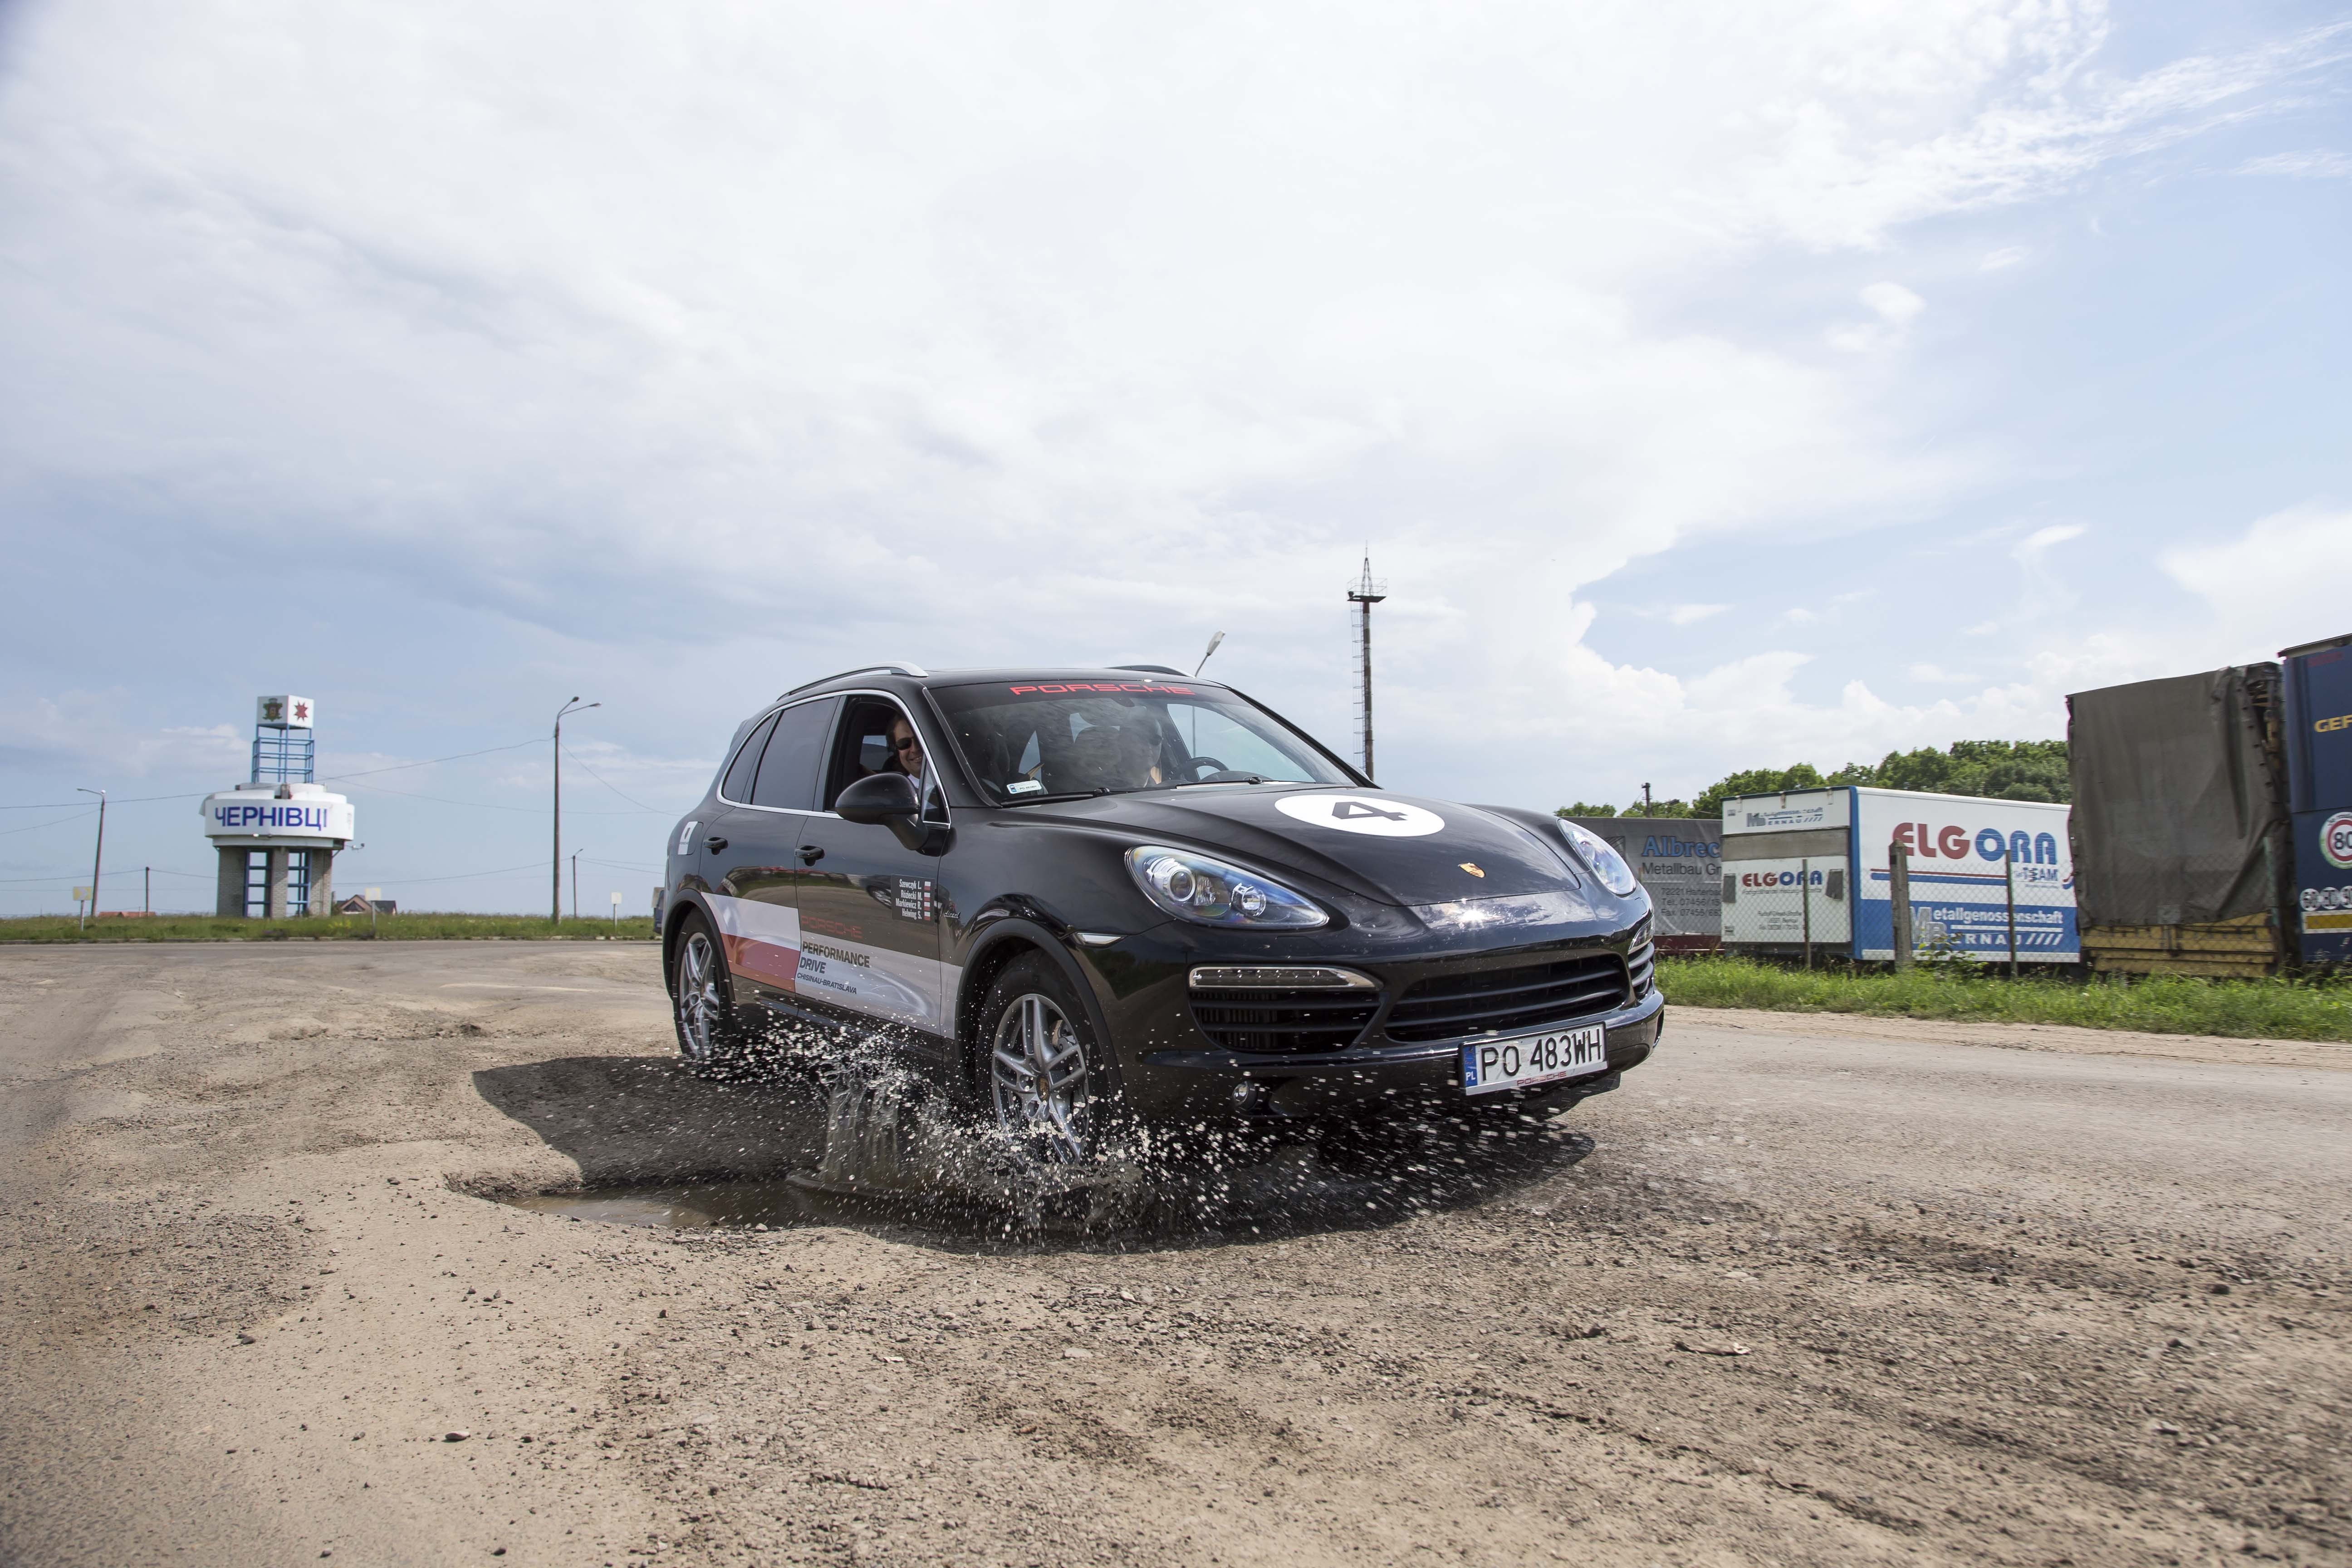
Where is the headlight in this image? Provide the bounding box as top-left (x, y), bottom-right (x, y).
top-left (1124, 845), bottom-right (1328, 930)
top-left (1557, 821), bottom-right (1640, 897)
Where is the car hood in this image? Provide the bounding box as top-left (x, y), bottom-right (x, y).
top-left (1004, 785), bottom-right (1586, 908)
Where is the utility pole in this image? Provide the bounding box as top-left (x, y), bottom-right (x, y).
top-left (1642, 783), bottom-right (1653, 817)
top-left (144, 867), bottom-right (150, 915)
top-left (553, 698), bottom-right (599, 924)
top-left (1346, 554), bottom-right (1386, 781)
top-left (2004, 849), bottom-right (2019, 980)
top-left (77, 788), bottom-right (105, 923)
top-left (572, 849), bottom-right (583, 921)
top-left (1889, 843), bottom-right (1913, 970)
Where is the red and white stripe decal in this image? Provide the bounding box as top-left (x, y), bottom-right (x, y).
top-left (704, 894), bottom-right (802, 992)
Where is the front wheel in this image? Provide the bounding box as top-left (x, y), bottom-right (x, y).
top-left (980, 955), bottom-right (1108, 1162)
top-left (671, 914), bottom-right (744, 1078)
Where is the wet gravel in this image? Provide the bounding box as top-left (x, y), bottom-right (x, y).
top-left (1, 941), bottom-right (2346, 1567)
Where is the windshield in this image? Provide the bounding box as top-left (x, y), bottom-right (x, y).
top-left (930, 679), bottom-right (1356, 803)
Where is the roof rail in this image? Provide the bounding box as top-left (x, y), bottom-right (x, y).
top-left (1111, 664), bottom-right (1187, 676)
top-left (784, 662), bottom-right (930, 696)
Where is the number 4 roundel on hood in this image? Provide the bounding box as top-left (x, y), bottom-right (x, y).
top-left (1275, 794), bottom-right (1446, 838)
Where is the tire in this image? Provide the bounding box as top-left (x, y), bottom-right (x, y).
top-left (977, 953), bottom-right (1112, 1163)
top-left (671, 913), bottom-right (745, 1078)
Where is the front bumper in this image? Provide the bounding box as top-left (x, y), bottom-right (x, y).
top-left (1115, 982), bottom-right (1656, 1114)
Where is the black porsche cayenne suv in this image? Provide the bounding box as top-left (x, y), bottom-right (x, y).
top-left (659, 663), bottom-right (1661, 1161)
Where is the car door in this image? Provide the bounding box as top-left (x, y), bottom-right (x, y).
top-left (789, 693), bottom-right (952, 1052)
top-left (706, 698), bottom-right (838, 999)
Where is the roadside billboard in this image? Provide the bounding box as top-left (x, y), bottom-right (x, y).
top-left (1854, 789), bottom-right (2076, 962)
top-left (1563, 816), bottom-right (1721, 948)
top-left (1720, 786), bottom-right (2077, 963)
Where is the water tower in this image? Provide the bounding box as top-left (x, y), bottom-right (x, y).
top-left (201, 696), bottom-right (356, 918)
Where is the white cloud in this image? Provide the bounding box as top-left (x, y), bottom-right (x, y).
top-left (1668, 603), bottom-right (1729, 626)
top-left (1908, 663), bottom-right (1984, 683)
top-left (2014, 522), bottom-right (2087, 558)
top-left (1980, 245), bottom-right (2029, 269)
top-left (1830, 281), bottom-right (1926, 351)
top-left (2237, 150), bottom-right (2352, 179)
top-left (2160, 505), bottom-right (2352, 659)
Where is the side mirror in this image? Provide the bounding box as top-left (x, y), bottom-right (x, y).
top-left (835, 771), bottom-right (921, 824)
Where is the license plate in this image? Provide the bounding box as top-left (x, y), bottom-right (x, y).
top-left (1461, 1024), bottom-right (1607, 1095)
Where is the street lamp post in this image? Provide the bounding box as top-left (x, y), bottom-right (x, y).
top-left (76, 788), bottom-right (105, 930)
top-left (553, 698), bottom-right (599, 924)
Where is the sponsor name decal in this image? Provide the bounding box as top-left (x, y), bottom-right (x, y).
top-left (1890, 822), bottom-right (2063, 865)
top-left (1740, 870), bottom-right (1827, 888)
top-left (803, 940), bottom-right (872, 968)
top-left (1742, 805), bottom-right (1829, 828)
top-left (1005, 681), bottom-right (1195, 696)
top-left (2314, 713), bottom-right (2352, 735)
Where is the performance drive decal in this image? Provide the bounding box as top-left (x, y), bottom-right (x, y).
top-left (702, 893), bottom-right (960, 1032)
top-left (1275, 794), bottom-right (1446, 838)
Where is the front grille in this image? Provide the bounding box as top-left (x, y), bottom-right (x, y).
top-left (1385, 954), bottom-right (1628, 1044)
top-left (1628, 941), bottom-right (1655, 997)
top-left (1190, 988), bottom-right (1381, 1054)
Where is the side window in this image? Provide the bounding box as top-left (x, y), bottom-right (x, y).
top-left (823, 697), bottom-right (921, 811)
top-left (720, 712), bottom-right (779, 802)
top-left (751, 698), bottom-right (838, 811)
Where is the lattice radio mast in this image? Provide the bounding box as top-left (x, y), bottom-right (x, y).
top-left (1346, 553), bottom-right (1387, 780)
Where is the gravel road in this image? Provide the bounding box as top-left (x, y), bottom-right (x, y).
top-left (2, 941), bottom-right (2345, 1567)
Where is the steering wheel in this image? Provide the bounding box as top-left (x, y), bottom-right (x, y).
top-left (1187, 756), bottom-right (1230, 779)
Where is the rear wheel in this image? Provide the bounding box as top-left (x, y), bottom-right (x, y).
top-left (671, 914), bottom-right (744, 1078)
top-left (980, 955), bottom-right (1107, 1162)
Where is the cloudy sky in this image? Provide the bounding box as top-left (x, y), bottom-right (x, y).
top-left (2, 1), bottom-right (2347, 913)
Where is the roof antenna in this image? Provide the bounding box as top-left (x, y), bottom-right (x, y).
top-left (1194, 631), bottom-right (1226, 677)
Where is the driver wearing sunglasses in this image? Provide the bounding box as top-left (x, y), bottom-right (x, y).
top-left (885, 714), bottom-right (927, 801)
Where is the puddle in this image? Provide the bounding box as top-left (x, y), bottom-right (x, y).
top-left (506, 1182), bottom-right (809, 1229)
top-left (482, 1033), bottom-right (1599, 1246)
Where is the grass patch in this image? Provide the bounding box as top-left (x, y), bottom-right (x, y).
top-left (1658, 955), bottom-right (2352, 1043)
top-left (0, 912), bottom-right (657, 943)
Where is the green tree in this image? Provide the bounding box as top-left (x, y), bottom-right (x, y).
top-left (1554, 801), bottom-right (1618, 818)
top-left (1682, 740), bottom-right (2070, 817)
top-left (1692, 763), bottom-right (1824, 822)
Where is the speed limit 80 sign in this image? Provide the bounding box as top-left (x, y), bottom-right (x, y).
top-left (2326, 811), bottom-right (2352, 871)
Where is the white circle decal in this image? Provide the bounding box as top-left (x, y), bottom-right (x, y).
top-left (1276, 794), bottom-right (1446, 838)
top-left (2325, 810), bottom-right (2352, 871)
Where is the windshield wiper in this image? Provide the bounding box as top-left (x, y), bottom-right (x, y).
top-left (999, 788), bottom-right (1112, 806)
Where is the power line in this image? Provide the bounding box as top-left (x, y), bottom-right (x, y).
top-left (0, 736), bottom-right (550, 812)
top-left (0, 808), bottom-right (96, 839)
top-left (558, 742), bottom-right (676, 813)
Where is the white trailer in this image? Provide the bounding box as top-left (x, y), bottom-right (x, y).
top-left (1719, 786), bottom-right (2077, 963)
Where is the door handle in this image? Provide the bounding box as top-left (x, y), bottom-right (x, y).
top-left (798, 845), bottom-right (825, 865)
top-left (704, 834), bottom-right (729, 853)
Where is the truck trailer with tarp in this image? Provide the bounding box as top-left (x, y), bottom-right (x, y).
top-left (2066, 664), bottom-right (2292, 977)
top-left (1718, 786), bottom-right (2076, 964)
top-left (1560, 816), bottom-right (1721, 951)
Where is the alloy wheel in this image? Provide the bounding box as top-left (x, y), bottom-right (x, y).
top-left (990, 992), bottom-right (1092, 1161)
top-left (676, 929), bottom-right (723, 1064)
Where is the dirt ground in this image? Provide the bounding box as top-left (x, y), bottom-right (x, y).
top-left (1, 942), bottom-right (2346, 1568)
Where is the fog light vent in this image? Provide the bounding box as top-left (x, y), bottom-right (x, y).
top-left (1187, 965), bottom-right (1376, 990)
